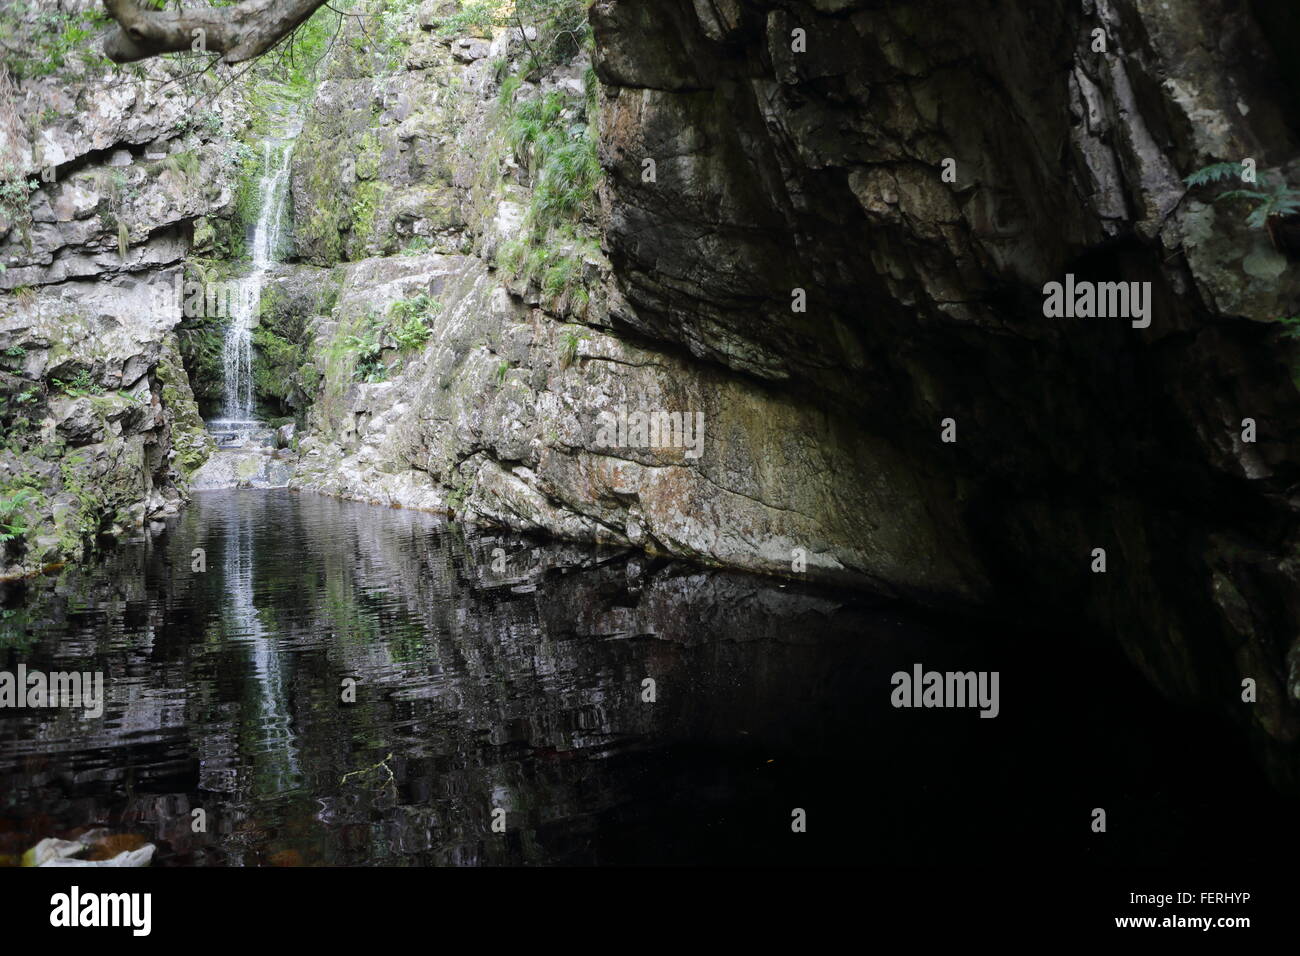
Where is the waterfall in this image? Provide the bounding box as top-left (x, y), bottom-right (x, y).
top-left (212, 127), bottom-right (299, 444)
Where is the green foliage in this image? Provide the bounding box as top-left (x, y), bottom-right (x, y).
top-left (496, 61), bottom-right (602, 302)
top-left (520, 0), bottom-right (593, 67)
top-left (349, 180), bottom-right (386, 252)
top-left (0, 170), bottom-right (37, 227)
top-left (389, 292), bottom-right (440, 323)
top-left (246, 1), bottom-right (351, 93)
top-left (559, 328), bottom-right (583, 368)
top-left (388, 293), bottom-right (440, 351)
top-left (175, 264), bottom-right (229, 407)
top-left (1217, 183), bottom-right (1300, 230)
top-left (158, 151), bottom-right (202, 179)
top-left (0, 382), bottom-right (39, 449)
top-left (0, 4), bottom-right (114, 80)
top-left (542, 255), bottom-right (579, 298)
top-left (433, 0), bottom-right (504, 37)
top-left (50, 369), bottom-right (103, 397)
top-left (252, 325), bottom-right (304, 406)
top-left (339, 320), bottom-right (388, 383)
top-left (498, 74), bottom-right (525, 109)
top-left (181, 109), bottom-right (226, 141)
top-left (1184, 163), bottom-right (1244, 188)
top-left (428, 0), bottom-right (591, 68)
top-left (1277, 316), bottom-right (1300, 341)
top-left (392, 316), bottom-right (432, 351)
top-left (0, 488), bottom-right (32, 542)
top-left (57, 451), bottom-right (103, 544)
top-left (229, 143), bottom-right (264, 262)
top-left (1185, 162), bottom-right (1300, 230)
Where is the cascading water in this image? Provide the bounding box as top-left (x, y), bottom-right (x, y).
top-left (210, 126), bottom-right (299, 446)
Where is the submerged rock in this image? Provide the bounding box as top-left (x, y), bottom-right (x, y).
top-left (23, 835), bottom-right (155, 868)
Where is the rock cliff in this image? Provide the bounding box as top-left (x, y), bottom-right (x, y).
top-left (3, 0), bottom-right (1297, 784)
top-left (281, 0), bottom-right (1300, 782)
top-left (0, 4), bottom-right (237, 576)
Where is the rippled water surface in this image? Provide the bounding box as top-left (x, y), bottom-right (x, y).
top-left (1, 490), bottom-right (1292, 866)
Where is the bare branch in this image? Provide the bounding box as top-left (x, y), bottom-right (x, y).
top-left (101, 0), bottom-right (331, 64)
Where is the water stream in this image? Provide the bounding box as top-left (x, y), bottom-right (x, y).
top-left (209, 127), bottom-right (299, 447)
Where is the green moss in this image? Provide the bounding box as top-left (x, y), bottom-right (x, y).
top-left (253, 325), bottom-right (304, 407)
top-left (355, 131), bottom-right (382, 181)
top-left (348, 180), bottom-right (387, 255)
top-left (155, 335), bottom-right (213, 479)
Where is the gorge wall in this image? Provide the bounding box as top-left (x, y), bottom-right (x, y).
top-left (0, 17), bottom-right (232, 575)
top-left (275, 0), bottom-right (1300, 783)
top-left (588, 0), bottom-right (1300, 777)
top-left (1, 0), bottom-right (1297, 786)
top-left (590, 0), bottom-right (1300, 778)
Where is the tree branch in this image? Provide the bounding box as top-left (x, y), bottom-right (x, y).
top-left (101, 0), bottom-right (331, 64)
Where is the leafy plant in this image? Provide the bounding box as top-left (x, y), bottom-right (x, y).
top-left (1184, 163), bottom-right (1245, 188)
top-left (0, 488), bottom-right (32, 542)
top-left (389, 293), bottom-right (440, 323)
top-left (1185, 162), bottom-right (1300, 231)
top-left (341, 328), bottom-right (387, 382)
top-left (51, 369), bottom-right (103, 397)
top-left (0, 170), bottom-right (37, 225)
top-left (495, 61), bottom-right (603, 302)
top-left (559, 328), bottom-right (583, 368)
top-left (387, 294), bottom-right (440, 351)
top-left (0, 4), bottom-right (113, 80)
top-left (392, 315), bottom-right (432, 351)
top-left (1277, 316), bottom-right (1300, 341)
top-left (1216, 181), bottom-right (1300, 230)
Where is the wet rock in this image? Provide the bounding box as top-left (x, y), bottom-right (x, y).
top-left (52, 397), bottom-right (105, 445)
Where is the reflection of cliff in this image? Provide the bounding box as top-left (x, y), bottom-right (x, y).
top-left (0, 490), bottom-right (926, 863)
top-left (2, 489), bottom-right (1293, 866)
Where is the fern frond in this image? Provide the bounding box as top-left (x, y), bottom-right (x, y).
top-left (1215, 190), bottom-right (1269, 203)
top-left (1184, 162), bottom-right (1243, 187)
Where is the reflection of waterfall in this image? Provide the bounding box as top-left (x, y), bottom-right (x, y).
top-left (212, 126), bottom-right (300, 443)
top-left (223, 505), bottom-right (302, 798)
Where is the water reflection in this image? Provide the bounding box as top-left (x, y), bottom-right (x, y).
top-left (0, 490), bottom-right (1292, 866)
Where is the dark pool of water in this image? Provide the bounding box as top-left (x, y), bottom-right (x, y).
top-left (0, 489), bottom-right (1292, 866)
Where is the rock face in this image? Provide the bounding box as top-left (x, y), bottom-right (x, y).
top-left (588, 0), bottom-right (1300, 775)
top-left (0, 4), bottom-right (235, 576)
top-left (287, 8), bottom-right (984, 597)
top-left (279, 1), bottom-right (1300, 782)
